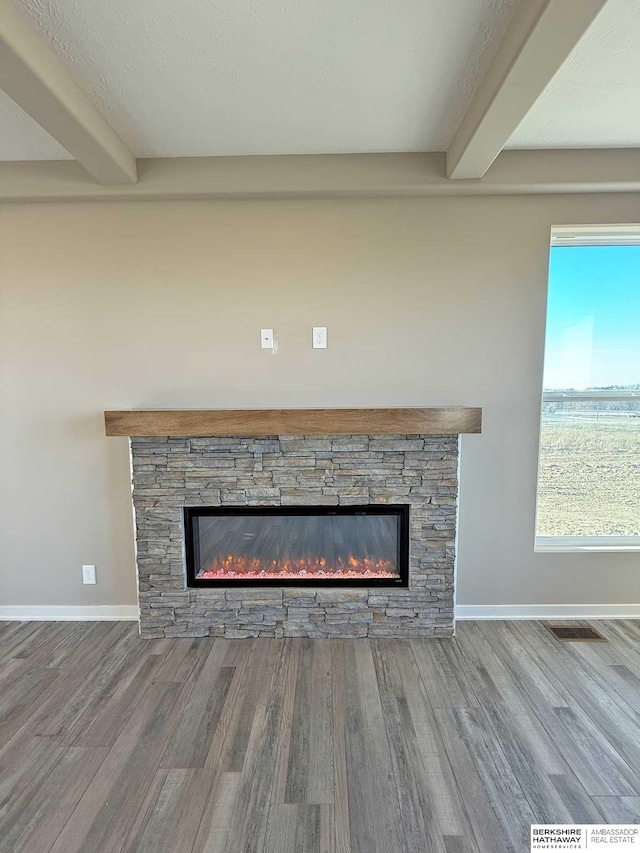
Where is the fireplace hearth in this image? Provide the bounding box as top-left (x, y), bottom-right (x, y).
top-left (184, 505), bottom-right (409, 587)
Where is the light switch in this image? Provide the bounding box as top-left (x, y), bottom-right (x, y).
top-left (261, 329), bottom-right (274, 349)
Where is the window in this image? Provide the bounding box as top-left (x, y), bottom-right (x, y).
top-left (535, 226), bottom-right (640, 551)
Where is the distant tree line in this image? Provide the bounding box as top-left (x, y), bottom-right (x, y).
top-left (543, 385), bottom-right (640, 415)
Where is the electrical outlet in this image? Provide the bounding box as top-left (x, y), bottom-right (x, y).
top-left (260, 329), bottom-right (274, 349)
top-left (82, 564), bottom-right (96, 584)
top-left (312, 327), bottom-right (327, 348)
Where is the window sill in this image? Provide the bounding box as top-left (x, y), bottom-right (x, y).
top-left (535, 536), bottom-right (640, 553)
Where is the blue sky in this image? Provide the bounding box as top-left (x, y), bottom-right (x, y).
top-left (543, 245), bottom-right (640, 390)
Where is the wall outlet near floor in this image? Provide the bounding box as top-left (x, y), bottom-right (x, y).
top-left (312, 326), bottom-right (327, 348)
top-left (82, 564), bottom-right (96, 584)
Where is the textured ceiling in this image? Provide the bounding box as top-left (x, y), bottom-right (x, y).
top-left (508, 0), bottom-right (640, 149)
top-left (1, 0), bottom-right (521, 160)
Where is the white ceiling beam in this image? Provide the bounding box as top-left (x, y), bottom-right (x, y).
top-left (0, 0), bottom-right (136, 184)
top-left (1, 150), bottom-right (640, 203)
top-left (446, 0), bottom-right (609, 180)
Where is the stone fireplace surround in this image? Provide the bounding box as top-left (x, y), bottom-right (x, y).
top-left (106, 408), bottom-right (481, 639)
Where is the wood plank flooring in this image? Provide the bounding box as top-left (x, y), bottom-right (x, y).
top-left (0, 619), bottom-right (639, 852)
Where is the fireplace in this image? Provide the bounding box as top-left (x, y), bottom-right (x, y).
top-left (184, 505), bottom-right (410, 588)
top-left (109, 406), bottom-right (481, 637)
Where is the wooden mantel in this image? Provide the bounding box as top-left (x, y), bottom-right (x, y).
top-left (104, 407), bottom-right (482, 437)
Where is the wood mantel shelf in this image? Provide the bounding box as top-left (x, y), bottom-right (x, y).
top-left (104, 407), bottom-right (482, 437)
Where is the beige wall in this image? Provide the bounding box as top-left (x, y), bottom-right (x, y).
top-left (1, 194), bottom-right (639, 609)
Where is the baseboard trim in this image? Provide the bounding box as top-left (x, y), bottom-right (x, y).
top-left (2, 604), bottom-right (637, 623)
top-left (455, 604), bottom-right (640, 620)
top-left (0, 605), bottom-right (139, 622)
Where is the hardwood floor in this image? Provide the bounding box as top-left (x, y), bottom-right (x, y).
top-left (1, 619), bottom-right (639, 852)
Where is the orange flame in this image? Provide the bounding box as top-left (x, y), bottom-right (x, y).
top-left (196, 554), bottom-right (397, 580)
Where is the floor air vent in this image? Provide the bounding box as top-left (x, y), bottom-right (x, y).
top-left (545, 624), bottom-right (607, 642)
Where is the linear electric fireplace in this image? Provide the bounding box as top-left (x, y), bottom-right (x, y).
top-left (184, 505), bottom-right (409, 588)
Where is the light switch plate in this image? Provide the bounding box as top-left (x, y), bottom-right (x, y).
top-left (261, 329), bottom-right (274, 349)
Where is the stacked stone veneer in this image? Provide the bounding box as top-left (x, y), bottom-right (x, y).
top-left (132, 434), bottom-right (458, 639)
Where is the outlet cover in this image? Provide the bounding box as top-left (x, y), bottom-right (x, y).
top-left (312, 327), bottom-right (327, 348)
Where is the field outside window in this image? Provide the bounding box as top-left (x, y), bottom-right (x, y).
top-left (535, 229), bottom-right (640, 551)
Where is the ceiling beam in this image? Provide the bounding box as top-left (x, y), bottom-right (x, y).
top-left (446, 0), bottom-right (609, 180)
top-left (0, 0), bottom-right (136, 184)
top-left (1, 150), bottom-right (640, 203)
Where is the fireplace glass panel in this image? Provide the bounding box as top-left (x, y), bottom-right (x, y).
top-left (185, 505), bottom-right (409, 587)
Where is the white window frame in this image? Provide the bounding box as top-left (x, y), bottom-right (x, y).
top-left (534, 225), bottom-right (640, 553)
